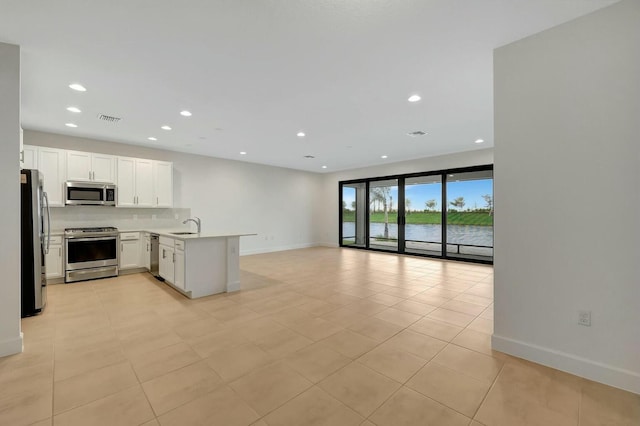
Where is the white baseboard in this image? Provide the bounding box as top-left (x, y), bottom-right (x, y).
top-left (492, 334), bottom-right (640, 395)
top-left (318, 241), bottom-right (339, 248)
top-left (0, 332), bottom-right (23, 358)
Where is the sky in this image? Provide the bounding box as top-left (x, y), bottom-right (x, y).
top-left (343, 179), bottom-right (493, 212)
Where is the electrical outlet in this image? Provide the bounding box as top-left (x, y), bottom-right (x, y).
top-left (152, 214), bottom-right (157, 220)
top-left (578, 310), bottom-right (591, 326)
top-left (174, 213), bottom-right (179, 220)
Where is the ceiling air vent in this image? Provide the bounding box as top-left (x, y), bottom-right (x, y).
top-left (407, 130), bottom-right (427, 137)
top-left (303, 155), bottom-right (315, 159)
top-left (97, 113), bottom-right (122, 123)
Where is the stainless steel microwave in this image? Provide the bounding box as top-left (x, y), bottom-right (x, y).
top-left (65, 182), bottom-right (116, 206)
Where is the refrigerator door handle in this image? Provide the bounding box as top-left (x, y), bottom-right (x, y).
top-left (43, 191), bottom-right (51, 254)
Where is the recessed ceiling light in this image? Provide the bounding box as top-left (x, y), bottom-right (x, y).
top-left (180, 110), bottom-right (192, 117)
top-left (381, 155), bottom-right (388, 159)
top-left (65, 123), bottom-right (78, 128)
top-left (297, 132), bottom-right (306, 137)
top-left (148, 137), bottom-right (157, 141)
top-left (475, 138), bottom-right (485, 144)
top-left (408, 94), bottom-right (421, 102)
top-left (322, 166), bottom-right (327, 169)
top-left (69, 83), bottom-right (86, 92)
top-left (161, 125), bottom-right (172, 131)
top-left (240, 151), bottom-right (247, 155)
top-left (66, 106), bottom-right (81, 113)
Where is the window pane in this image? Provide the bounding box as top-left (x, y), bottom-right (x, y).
top-left (445, 170), bottom-right (493, 261)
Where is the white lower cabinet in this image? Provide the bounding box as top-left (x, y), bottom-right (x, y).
top-left (45, 235), bottom-right (63, 279)
top-left (158, 236), bottom-right (185, 290)
top-left (119, 232), bottom-right (141, 270)
top-left (174, 243), bottom-right (185, 290)
top-left (159, 242), bottom-right (174, 282)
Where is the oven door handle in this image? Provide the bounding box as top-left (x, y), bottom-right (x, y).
top-left (65, 236), bottom-right (118, 242)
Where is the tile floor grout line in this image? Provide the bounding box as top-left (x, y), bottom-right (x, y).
top-left (469, 354), bottom-right (508, 422)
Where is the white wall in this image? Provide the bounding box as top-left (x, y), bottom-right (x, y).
top-left (0, 42), bottom-right (23, 356)
top-left (316, 149), bottom-right (494, 246)
top-left (493, 0), bottom-right (640, 393)
top-left (24, 130), bottom-right (324, 255)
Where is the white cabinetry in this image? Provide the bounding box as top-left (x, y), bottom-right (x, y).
top-left (173, 240), bottom-right (185, 290)
top-left (159, 238), bottom-right (175, 283)
top-left (45, 235), bottom-right (63, 279)
top-left (119, 232), bottom-right (141, 270)
top-left (155, 234), bottom-right (241, 298)
top-left (153, 161), bottom-right (173, 207)
top-left (22, 145), bottom-right (173, 209)
top-left (158, 236), bottom-right (185, 289)
top-left (38, 147), bottom-right (66, 206)
top-left (117, 157), bottom-right (154, 207)
top-left (22, 144), bottom-right (38, 170)
top-left (66, 150), bottom-right (116, 183)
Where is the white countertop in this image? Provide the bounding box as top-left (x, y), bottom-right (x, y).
top-left (51, 228), bottom-right (256, 240)
top-left (123, 228), bottom-right (256, 240)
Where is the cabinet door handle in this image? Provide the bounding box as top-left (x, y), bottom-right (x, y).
top-left (59, 247), bottom-right (61, 256)
top-left (162, 249), bottom-right (165, 259)
top-left (121, 244), bottom-right (123, 252)
top-left (157, 196), bottom-right (159, 205)
top-left (173, 253), bottom-right (175, 263)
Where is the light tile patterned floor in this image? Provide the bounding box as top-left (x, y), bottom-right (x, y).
top-left (1, 247), bottom-right (638, 425)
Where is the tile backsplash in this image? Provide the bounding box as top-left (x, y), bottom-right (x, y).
top-left (50, 206), bottom-right (192, 232)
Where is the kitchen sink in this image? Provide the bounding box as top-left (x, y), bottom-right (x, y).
top-left (170, 232), bottom-right (197, 235)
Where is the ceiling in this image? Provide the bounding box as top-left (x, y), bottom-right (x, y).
top-left (1, 0), bottom-right (618, 173)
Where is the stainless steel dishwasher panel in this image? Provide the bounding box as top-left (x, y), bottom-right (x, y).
top-left (150, 234), bottom-right (161, 279)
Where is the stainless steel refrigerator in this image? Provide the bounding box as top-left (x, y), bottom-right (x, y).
top-left (20, 169), bottom-right (49, 317)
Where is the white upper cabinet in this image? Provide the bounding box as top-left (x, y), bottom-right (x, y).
top-left (66, 150), bottom-right (115, 183)
top-left (116, 157), bottom-right (136, 207)
top-left (91, 153), bottom-right (116, 183)
top-left (22, 144), bottom-right (38, 170)
top-left (153, 161), bottom-right (173, 207)
top-left (117, 157), bottom-right (154, 207)
top-left (135, 159), bottom-right (154, 207)
top-left (66, 151), bottom-right (92, 181)
top-left (38, 147), bottom-right (66, 206)
top-left (23, 144), bottom-right (173, 209)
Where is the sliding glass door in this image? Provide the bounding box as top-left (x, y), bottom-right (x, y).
top-left (341, 182), bottom-right (366, 247)
top-left (368, 179), bottom-right (399, 252)
top-left (404, 175), bottom-right (442, 256)
top-left (445, 170), bottom-right (493, 261)
top-left (339, 165), bottom-right (493, 264)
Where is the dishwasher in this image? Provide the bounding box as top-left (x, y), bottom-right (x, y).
top-left (149, 234), bottom-right (162, 280)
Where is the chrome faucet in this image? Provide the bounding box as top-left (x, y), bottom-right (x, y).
top-left (183, 217), bottom-right (201, 233)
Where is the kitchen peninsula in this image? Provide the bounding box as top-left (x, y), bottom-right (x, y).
top-left (150, 230), bottom-right (256, 299)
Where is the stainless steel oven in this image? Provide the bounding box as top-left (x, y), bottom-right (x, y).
top-left (64, 227), bottom-right (119, 282)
